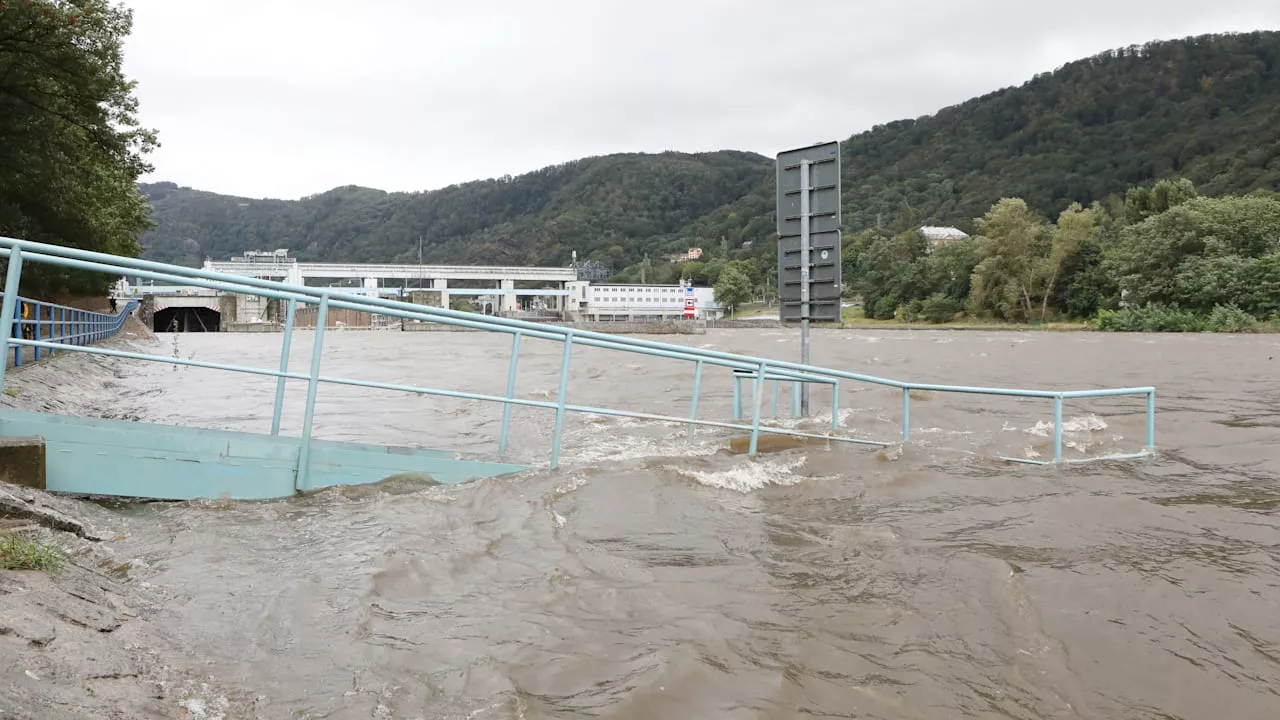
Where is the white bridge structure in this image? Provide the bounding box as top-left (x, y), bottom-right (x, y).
top-left (201, 251), bottom-right (576, 314)
top-left (115, 251), bottom-right (578, 328)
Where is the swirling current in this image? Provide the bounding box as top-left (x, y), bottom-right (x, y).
top-left (20, 328), bottom-right (1280, 718)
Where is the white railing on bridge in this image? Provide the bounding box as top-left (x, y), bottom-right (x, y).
top-left (203, 261), bottom-right (577, 282)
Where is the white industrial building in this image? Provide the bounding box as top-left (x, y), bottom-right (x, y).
top-left (566, 281), bottom-right (726, 322)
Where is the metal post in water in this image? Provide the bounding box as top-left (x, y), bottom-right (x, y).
top-left (270, 298), bottom-right (297, 435)
top-left (1052, 395), bottom-right (1064, 463)
top-left (549, 334), bottom-right (574, 469)
top-left (748, 360), bottom-right (767, 456)
top-left (1146, 390), bottom-right (1156, 454)
top-left (901, 387), bottom-right (911, 442)
top-left (799, 160), bottom-right (812, 418)
top-left (498, 331), bottom-right (522, 456)
top-left (296, 295), bottom-right (329, 492)
top-left (792, 381), bottom-right (801, 418)
top-left (732, 374), bottom-right (741, 420)
top-left (0, 248), bottom-right (22, 389)
top-left (831, 381), bottom-right (840, 430)
top-left (687, 359), bottom-right (703, 439)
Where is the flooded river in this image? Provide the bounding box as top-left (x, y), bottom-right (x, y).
top-left (97, 328), bottom-right (1280, 719)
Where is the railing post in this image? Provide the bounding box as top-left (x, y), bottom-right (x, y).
top-left (296, 295), bottom-right (328, 492)
top-left (771, 378), bottom-right (780, 418)
top-left (1052, 394), bottom-right (1064, 463)
top-left (831, 380), bottom-right (840, 430)
top-left (0, 249), bottom-right (22, 388)
top-left (687, 359), bottom-right (703, 439)
top-left (33, 304), bottom-right (41, 361)
top-left (549, 333), bottom-right (574, 469)
top-left (732, 373), bottom-right (741, 420)
top-left (498, 331), bottom-right (522, 456)
top-left (792, 381), bottom-right (801, 418)
top-left (748, 360), bottom-right (767, 456)
top-left (1145, 390), bottom-right (1156, 454)
top-left (270, 298), bottom-right (297, 435)
top-left (901, 387), bottom-right (911, 442)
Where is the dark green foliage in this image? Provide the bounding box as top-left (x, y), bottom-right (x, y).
top-left (713, 264), bottom-right (753, 314)
top-left (1094, 303), bottom-right (1259, 332)
top-left (836, 32), bottom-right (1280, 234)
top-left (138, 151), bottom-right (773, 274)
top-left (0, 0), bottom-right (157, 297)
top-left (921, 294), bottom-right (963, 323)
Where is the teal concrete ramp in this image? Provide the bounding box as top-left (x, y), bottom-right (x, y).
top-left (0, 408), bottom-right (530, 500)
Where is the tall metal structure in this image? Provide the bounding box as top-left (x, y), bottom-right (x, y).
top-left (776, 141), bottom-right (842, 416)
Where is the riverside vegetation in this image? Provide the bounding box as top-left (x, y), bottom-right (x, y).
top-left (2, 5), bottom-right (1278, 330)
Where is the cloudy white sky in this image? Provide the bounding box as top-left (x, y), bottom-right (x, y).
top-left (122, 0), bottom-right (1279, 200)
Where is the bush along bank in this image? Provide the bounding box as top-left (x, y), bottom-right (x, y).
top-left (1094, 303), bottom-right (1267, 333)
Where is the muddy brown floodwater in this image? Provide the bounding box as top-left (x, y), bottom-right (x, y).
top-left (77, 328), bottom-right (1280, 718)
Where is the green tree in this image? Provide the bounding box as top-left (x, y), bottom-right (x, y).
top-left (713, 265), bottom-right (752, 317)
top-left (1103, 195), bottom-right (1280, 313)
top-left (0, 0), bottom-right (157, 296)
top-left (1122, 178), bottom-right (1199, 225)
top-left (919, 236), bottom-right (981, 301)
top-left (968, 199), bottom-right (1051, 321)
top-left (1038, 202), bottom-right (1104, 321)
top-left (851, 229), bottom-right (928, 319)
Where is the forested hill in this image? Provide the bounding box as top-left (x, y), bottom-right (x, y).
top-left (138, 151), bottom-right (773, 268)
top-left (139, 30), bottom-right (1280, 277)
top-left (834, 30), bottom-right (1280, 233)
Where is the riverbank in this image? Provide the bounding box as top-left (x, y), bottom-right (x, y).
top-left (0, 481), bottom-right (254, 718)
top-left (0, 329), bottom-right (253, 718)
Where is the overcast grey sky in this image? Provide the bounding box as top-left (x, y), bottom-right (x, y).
top-left (122, 0), bottom-right (1279, 200)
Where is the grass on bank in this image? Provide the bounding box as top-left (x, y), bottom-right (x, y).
top-left (0, 532), bottom-right (66, 571)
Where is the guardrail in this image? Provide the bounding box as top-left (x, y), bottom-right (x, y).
top-left (0, 236), bottom-right (1156, 481)
top-left (8, 296), bottom-right (138, 367)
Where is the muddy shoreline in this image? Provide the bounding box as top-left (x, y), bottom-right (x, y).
top-left (0, 324), bottom-right (250, 719)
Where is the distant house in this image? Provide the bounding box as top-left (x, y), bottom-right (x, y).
top-left (919, 226), bottom-right (969, 248)
top-left (666, 247), bottom-right (704, 263)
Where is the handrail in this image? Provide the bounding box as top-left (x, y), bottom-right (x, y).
top-left (7, 294), bottom-right (138, 367)
top-left (0, 235), bottom-right (1157, 481)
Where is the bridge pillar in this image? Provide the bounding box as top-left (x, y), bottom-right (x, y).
top-left (139, 296), bottom-right (155, 330)
top-left (431, 279), bottom-right (449, 309)
top-left (499, 279), bottom-right (516, 314)
top-left (220, 295), bottom-right (237, 325)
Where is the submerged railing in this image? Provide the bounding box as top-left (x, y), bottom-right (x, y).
top-left (8, 295), bottom-right (138, 366)
top-left (0, 236), bottom-right (1156, 484)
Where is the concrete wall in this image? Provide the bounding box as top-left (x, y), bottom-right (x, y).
top-left (407, 290), bottom-right (445, 309)
top-left (295, 306), bottom-right (373, 328)
top-left (219, 295), bottom-right (237, 325)
top-left (706, 319), bottom-right (784, 329)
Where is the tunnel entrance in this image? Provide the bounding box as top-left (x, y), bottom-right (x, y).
top-left (153, 306), bottom-right (221, 332)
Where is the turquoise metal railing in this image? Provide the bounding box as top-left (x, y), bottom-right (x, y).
top-left (9, 295), bottom-right (138, 366)
top-left (0, 236), bottom-right (1157, 479)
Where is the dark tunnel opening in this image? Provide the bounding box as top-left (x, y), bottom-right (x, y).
top-left (153, 306), bottom-right (221, 332)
